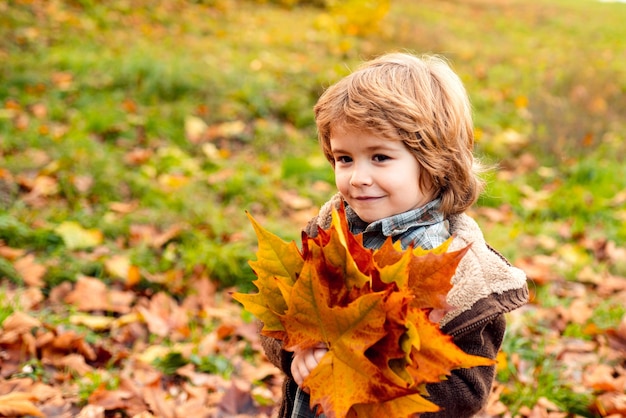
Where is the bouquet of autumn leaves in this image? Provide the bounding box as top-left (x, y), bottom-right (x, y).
top-left (233, 206), bottom-right (494, 418)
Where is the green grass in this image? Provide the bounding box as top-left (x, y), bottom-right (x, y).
top-left (0, 289), bottom-right (17, 326)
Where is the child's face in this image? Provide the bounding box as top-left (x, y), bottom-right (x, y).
top-left (330, 126), bottom-right (434, 223)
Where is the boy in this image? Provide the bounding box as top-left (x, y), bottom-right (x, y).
top-left (261, 52), bottom-right (529, 417)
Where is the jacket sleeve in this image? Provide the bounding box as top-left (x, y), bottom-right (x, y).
top-left (420, 312), bottom-right (506, 418)
top-left (260, 333), bottom-right (294, 377)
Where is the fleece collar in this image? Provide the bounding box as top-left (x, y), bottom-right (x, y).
top-left (441, 212), bottom-right (528, 325)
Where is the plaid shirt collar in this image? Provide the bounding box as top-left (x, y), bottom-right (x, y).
top-left (346, 198), bottom-right (444, 237)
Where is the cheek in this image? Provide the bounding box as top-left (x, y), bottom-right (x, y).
top-left (333, 169), bottom-right (347, 188)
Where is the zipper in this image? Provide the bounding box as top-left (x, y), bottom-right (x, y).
top-left (449, 312), bottom-right (500, 337)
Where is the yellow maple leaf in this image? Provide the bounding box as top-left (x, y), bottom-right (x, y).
top-left (349, 393), bottom-right (439, 417)
top-left (55, 221), bottom-right (103, 250)
top-left (232, 212), bottom-right (303, 337)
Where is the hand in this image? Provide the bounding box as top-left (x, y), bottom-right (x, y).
top-left (291, 344), bottom-right (328, 389)
top-left (428, 297), bottom-right (456, 323)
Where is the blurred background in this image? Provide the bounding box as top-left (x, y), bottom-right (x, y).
top-left (1, 0), bottom-right (625, 416)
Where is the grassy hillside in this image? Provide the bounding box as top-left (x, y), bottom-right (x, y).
top-left (1, 0), bottom-right (625, 416)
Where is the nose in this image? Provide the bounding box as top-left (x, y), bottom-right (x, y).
top-left (349, 162), bottom-right (372, 186)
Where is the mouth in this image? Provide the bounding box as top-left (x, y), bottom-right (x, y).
top-left (353, 196), bottom-right (382, 201)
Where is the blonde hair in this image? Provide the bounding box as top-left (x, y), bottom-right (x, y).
top-left (314, 52), bottom-right (485, 216)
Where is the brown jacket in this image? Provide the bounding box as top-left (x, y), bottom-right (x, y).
top-left (261, 197), bottom-right (528, 417)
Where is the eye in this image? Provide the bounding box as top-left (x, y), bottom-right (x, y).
top-left (335, 155), bottom-right (353, 164)
top-left (373, 154), bottom-right (390, 162)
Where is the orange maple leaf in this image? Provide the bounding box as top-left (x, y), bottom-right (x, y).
top-left (233, 205), bottom-right (495, 417)
top-left (282, 262), bottom-right (403, 416)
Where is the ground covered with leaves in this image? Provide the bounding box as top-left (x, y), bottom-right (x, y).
top-left (1, 0), bottom-right (626, 417)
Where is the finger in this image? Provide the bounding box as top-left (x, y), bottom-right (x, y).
top-left (292, 352), bottom-right (313, 386)
top-left (303, 351), bottom-right (319, 372)
top-left (292, 361), bottom-right (306, 386)
top-left (291, 355), bottom-right (303, 385)
top-left (313, 347), bottom-right (328, 362)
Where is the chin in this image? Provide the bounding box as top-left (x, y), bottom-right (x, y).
top-left (355, 212), bottom-right (380, 224)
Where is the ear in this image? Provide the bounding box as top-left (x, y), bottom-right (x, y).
top-left (418, 167), bottom-right (438, 197)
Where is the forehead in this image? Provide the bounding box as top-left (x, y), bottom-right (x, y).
top-left (329, 127), bottom-right (406, 151)
top-left (330, 122), bottom-right (400, 140)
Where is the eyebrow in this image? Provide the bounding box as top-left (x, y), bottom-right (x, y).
top-left (331, 144), bottom-right (399, 154)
